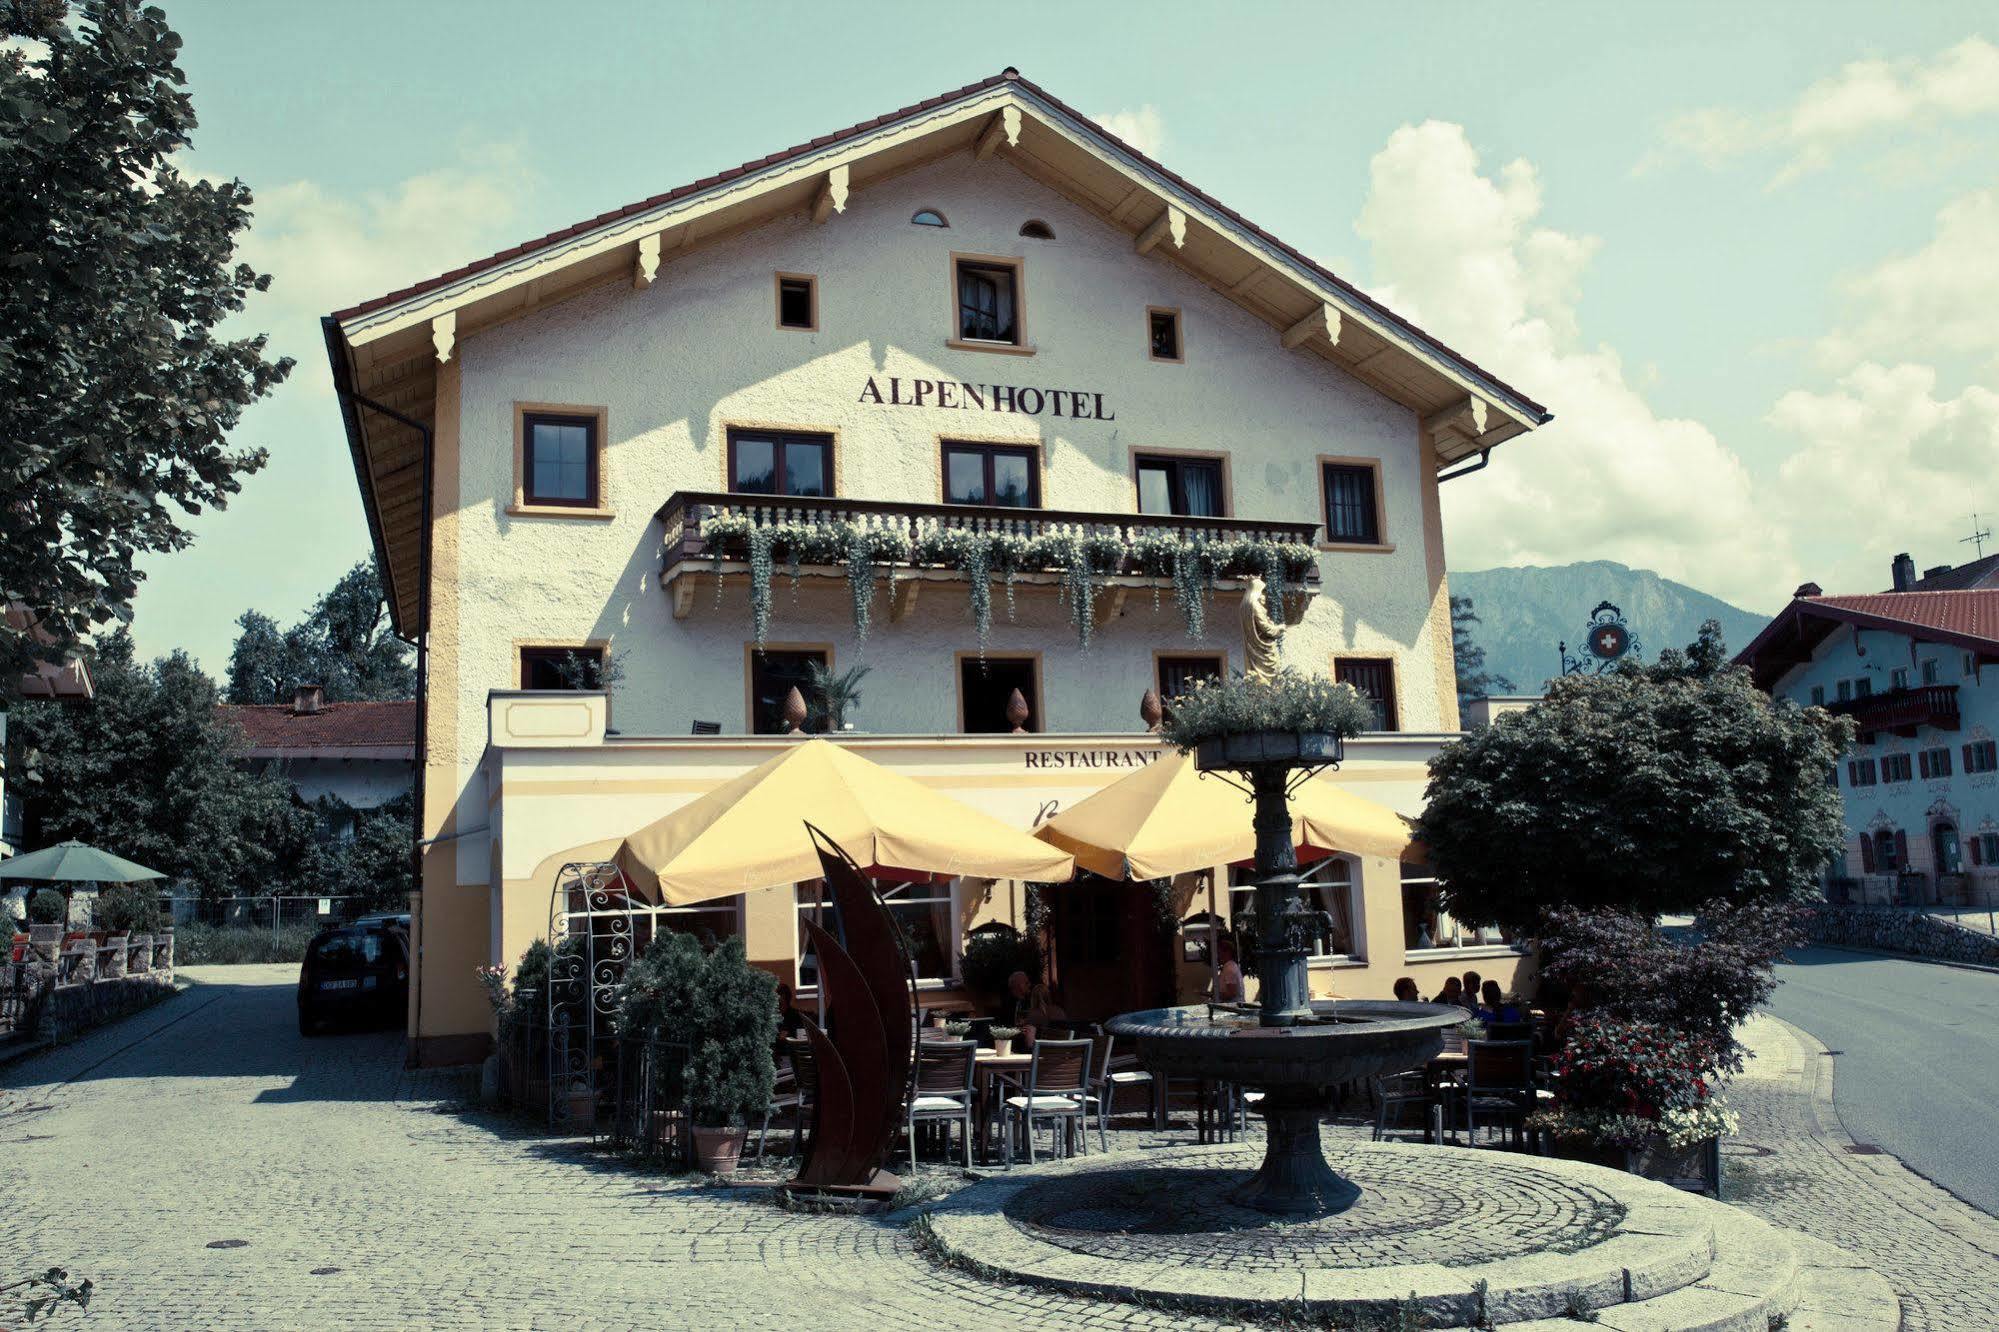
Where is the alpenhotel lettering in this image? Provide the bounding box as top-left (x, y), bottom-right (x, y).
top-left (858, 376), bottom-right (1113, 422)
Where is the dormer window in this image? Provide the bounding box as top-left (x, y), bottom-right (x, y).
top-left (911, 209), bottom-right (949, 227)
top-left (1019, 220), bottom-right (1055, 240)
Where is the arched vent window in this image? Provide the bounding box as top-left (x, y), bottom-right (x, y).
top-left (910, 209), bottom-right (949, 228)
top-left (1019, 219), bottom-right (1055, 240)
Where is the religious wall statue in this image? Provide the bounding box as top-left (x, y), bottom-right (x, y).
top-left (1240, 574), bottom-right (1284, 681)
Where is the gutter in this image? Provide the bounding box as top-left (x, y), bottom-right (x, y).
top-left (1436, 449), bottom-right (1492, 485)
top-left (325, 321), bottom-right (435, 1056)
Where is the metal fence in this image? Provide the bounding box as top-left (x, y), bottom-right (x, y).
top-left (161, 895), bottom-right (378, 936)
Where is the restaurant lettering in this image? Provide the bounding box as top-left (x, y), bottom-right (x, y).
top-left (1022, 749), bottom-right (1160, 770)
top-left (859, 376), bottom-right (1113, 422)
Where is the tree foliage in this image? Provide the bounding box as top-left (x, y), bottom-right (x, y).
top-left (225, 562), bottom-right (414, 704)
top-left (1418, 621), bottom-right (1853, 933)
top-left (614, 932), bottom-right (777, 1126)
top-left (1450, 594), bottom-right (1514, 706)
top-left (0, 2), bottom-right (293, 697)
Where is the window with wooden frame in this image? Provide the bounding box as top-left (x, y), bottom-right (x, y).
top-left (1156, 653), bottom-right (1224, 703)
top-left (728, 428), bottom-right (832, 497)
top-left (1847, 757), bottom-right (1877, 787)
top-left (1334, 657), bottom-right (1398, 731)
top-left (1881, 752), bottom-right (1913, 783)
top-left (1147, 307), bottom-right (1182, 363)
top-left (748, 647), bottom-right (828, 735)
top-left (1919, 747), bottom-right (1953, 780)
top-left (519, 410), bottom-right (602, 510)
top-left (519, 645), bottom-right (607, 691)
top-left (952, 255), bottom-right (1024, 347)
top-left (1965, 739), bottom-right (1999, 774)
top-left (775, 273), bottom-right (817, 330)
top-left (1320, 460), bottom-right (1383, 546)
top-left (942, 440), bottom-right (1039, 508)
top-left (1134, 452), bottom-right (1225, 518)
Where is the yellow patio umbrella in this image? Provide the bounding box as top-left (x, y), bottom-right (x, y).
top-left (606, 738), bottom-right (1075, 904)
top-left (1033, 749), bottom-right (1423, 881)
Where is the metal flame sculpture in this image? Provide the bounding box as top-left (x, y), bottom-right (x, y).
top-left (787, 824), bottom-right (916, 1198)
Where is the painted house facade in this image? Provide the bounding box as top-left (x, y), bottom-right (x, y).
top-left (322, 71), bottom-right (1551, 1065)
top-left (1738, 557), bottom-right (1999, 907)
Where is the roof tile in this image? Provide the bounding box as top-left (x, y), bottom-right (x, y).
top-left (218, 700), bottom-right (417, 753)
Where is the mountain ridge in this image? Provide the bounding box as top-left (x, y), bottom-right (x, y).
top-left (1446, 560), bottom-right (1770, 696)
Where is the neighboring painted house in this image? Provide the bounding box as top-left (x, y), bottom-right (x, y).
top-left (219, 686), bottom-right (416, 822)
top-left (321, 69), bottom-right (1553, 1064)
top-left (1737, 557), bottom-right (1999, 908)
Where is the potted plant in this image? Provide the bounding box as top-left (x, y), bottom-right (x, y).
top-left (942, 1020), bottom-right (972, 1041)
top-left (988, 1025), bottom-right (1021, 1058)
top-left (1157, 668), bottom-right (1374, 772)
top-left (614, 932), bottom-right (776, 1176)
top-left (1527, 1012), bottom-right (1732, 1196)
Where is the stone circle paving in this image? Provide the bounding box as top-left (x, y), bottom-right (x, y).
top-left (1003, 1147), bottom-right (1627, 1270)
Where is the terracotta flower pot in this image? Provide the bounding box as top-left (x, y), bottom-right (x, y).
top-left (692, 1124), bottom-right (746, 1176)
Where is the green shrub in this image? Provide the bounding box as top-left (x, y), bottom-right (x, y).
top-left (959, 927), bottom-right (1040, 998)
top-left (613, 933), bottom-right (776, 1126)
top-left (92, 883), bottom-right (165, 935)
top-left (173, 922), bottom-right (320, 965)
top-left (27, 889), bottom-right (65, 925)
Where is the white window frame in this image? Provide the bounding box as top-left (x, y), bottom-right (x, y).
top-left (794, 878), bottom-right (960, 994)
top-left (1398, 864), bottom-right (1522, 962)
top-left (1226, 859), bottom-right (1365, 966)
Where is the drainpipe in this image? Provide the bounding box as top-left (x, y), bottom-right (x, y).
top-left (326, 333), bottom-right (434, 1062)
top-left (1436, 448), bottom-right (1491, 485)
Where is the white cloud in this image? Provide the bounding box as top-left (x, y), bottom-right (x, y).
top-left (1358, 121), bottom-right (1796, 607)
top-left (1817, 185), bottom-right (1999, 370)
top-left (1094, 105), bottom-right (1166, 159)
top-left (1769, 364), bottom-right (1999, 589)
top-left (1649, 36), bottom-right (1999, 184)
top-left (229, 145), bottom-right (538, 392)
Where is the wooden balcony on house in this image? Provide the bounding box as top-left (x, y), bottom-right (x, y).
top-left (654, 490), bottom-right (1322, 625)
top-left (1827, 684), bottom-right (1961, 736)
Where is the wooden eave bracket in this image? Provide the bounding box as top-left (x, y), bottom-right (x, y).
top-left (430, 311), bottom-right (455, 364)
top-left (891, 579), bottom-right (920, 623)
top-left (811, 164), bottom-right (851, 224)
top-left (634, 233), bottom-right (662, 289)
top-left (672, 579), bottom-right (697, 619)
top-left (1135, 205), bottom-right (1187, 256)
top-left (975, 105), bottom-right (1023, 160)
top-left (1421, 394), bottom-right (1491, 441)
top-left (1281, 303), bottom-right (1339, 351)
top-left (1092, 585), bottom-right (1128, 630)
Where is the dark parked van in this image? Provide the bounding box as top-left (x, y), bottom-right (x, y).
top-left (297, 922), bottom-right (409, 1035)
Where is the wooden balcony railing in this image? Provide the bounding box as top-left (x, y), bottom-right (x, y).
top-left (1827, 684), bottom-right (1960, 736)
top-left (654, 490), bottom-right (1322, 622)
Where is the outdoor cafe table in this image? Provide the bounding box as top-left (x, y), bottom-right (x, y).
top-left (972, 1049), bottom-right (1032, 1161)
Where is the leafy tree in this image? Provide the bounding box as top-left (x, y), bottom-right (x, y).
top-left (7, 632), bottom-right (302, 895)
top-left (0, 2), bottom-right (293, 698)
top-left (225, 562), bottom-right (413, 704)
top-left (292, 792), bottom-right (416, 913)
top-left (1450, 594), bottom-right (1514, 706)
top-left (1418, 621), bottom-right (1853, 934)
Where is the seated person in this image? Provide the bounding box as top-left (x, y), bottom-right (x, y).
top-left (1477, 979), bottom-right (1522, 1024)
top-left (1214, 937), bottom-right (1245, 1003)
top-left (1392, 976), bottom-right (1421, 1003)
top-left (1459, 970), bottom-right (1483, 1010)
top-left (1431, 976), bottom-right (1464, 1007)
top-left (996, 970), bottom-right (1032, 1026)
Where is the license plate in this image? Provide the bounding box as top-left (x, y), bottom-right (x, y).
top-left (320, 979), bottom-right (359, 991)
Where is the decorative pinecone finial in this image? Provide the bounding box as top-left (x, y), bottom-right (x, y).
top-left (782, 686), bottom-right (809, 733)
top-left (1140, 689), bottom-right (1162, 732)
top-left (1006, 688), bottom-right (1030, 733)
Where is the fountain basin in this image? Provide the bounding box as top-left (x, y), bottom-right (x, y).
top-left (1108, 1000), bottom-right (1465, 1214)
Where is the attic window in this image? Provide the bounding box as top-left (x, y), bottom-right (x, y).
top-left (911, 209), bottom-right (949, 228)
top-left (1019, 220), bottom-right (1055, 240)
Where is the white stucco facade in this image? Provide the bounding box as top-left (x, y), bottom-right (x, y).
top-left (370, 136), bottom-right (1530, 1060)
top-left (1769, 623), bottom-right (1999, 903)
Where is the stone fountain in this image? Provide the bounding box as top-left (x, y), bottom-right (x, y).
top-left (1108, 728), bottom-right (1463, 1214)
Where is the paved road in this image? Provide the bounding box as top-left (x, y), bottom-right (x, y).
top-left (1767, 944), bottom-right (1999, 1216)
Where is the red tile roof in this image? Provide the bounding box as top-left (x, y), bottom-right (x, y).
top-left (1801, 590), bottom-right (1999, 646)
top-left (219, 701), bottom-right (417, 754)
top-left (328, 68), bottom-right (1547, 422)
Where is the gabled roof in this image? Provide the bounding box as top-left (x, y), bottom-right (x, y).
top-left (324, 68), bottom-right (1553, 634)
top-left (1903, 552), bottom-right (1999, 591)
top-left (219, 700), bottom-right (417, 759)
top-left (1734, 588), bottom-right (1999, 690)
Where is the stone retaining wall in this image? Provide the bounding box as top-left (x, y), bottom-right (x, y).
top-left (28, 973), bottom-right (179, 1044)
top-left (1805, 904), bottom-right (1999, 967)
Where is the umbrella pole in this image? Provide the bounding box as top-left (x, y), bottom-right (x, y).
top-left (1207, 871), bottom-right (1219, 1001)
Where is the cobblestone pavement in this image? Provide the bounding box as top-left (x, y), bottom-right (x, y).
top-left (0, 968), bottom-right (1977, 1329)
top-left (1726, 1012), bottom-right (1999, 1331)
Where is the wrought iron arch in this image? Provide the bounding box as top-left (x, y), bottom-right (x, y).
top-left (545, 861), bottom-right (643, 1131)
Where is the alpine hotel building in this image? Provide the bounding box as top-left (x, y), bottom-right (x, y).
top-left (323, 71), bottom-right (1552, 1065)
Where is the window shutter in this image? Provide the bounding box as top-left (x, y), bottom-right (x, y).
top-left (1860, 836), bottom-right (1876, 873)
top-left (1973, 836), bottom-right (1985, 867)
top-left (1966, 743), bottom-right (1976, 769)
top-left (1895, 829), bottom-right (1909, 866)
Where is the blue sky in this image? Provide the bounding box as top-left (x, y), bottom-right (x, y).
top-left (134, 1), bottom-right (1999, 671)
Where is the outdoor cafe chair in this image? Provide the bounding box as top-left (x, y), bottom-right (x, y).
top-left (757, 1036), bottom-right (816, 1162)
top-left (1371, 1070), bottom-right (1434, 1141)
top-left (1447, 1039), bottom-right (1537, 1147)
top-left (906, 1038), bottom-right (977, 1171)
top-left (1088, 1032), bottom-right (1159, 1136)
top-left (999, 1037), bottom-right (1096, 1166)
